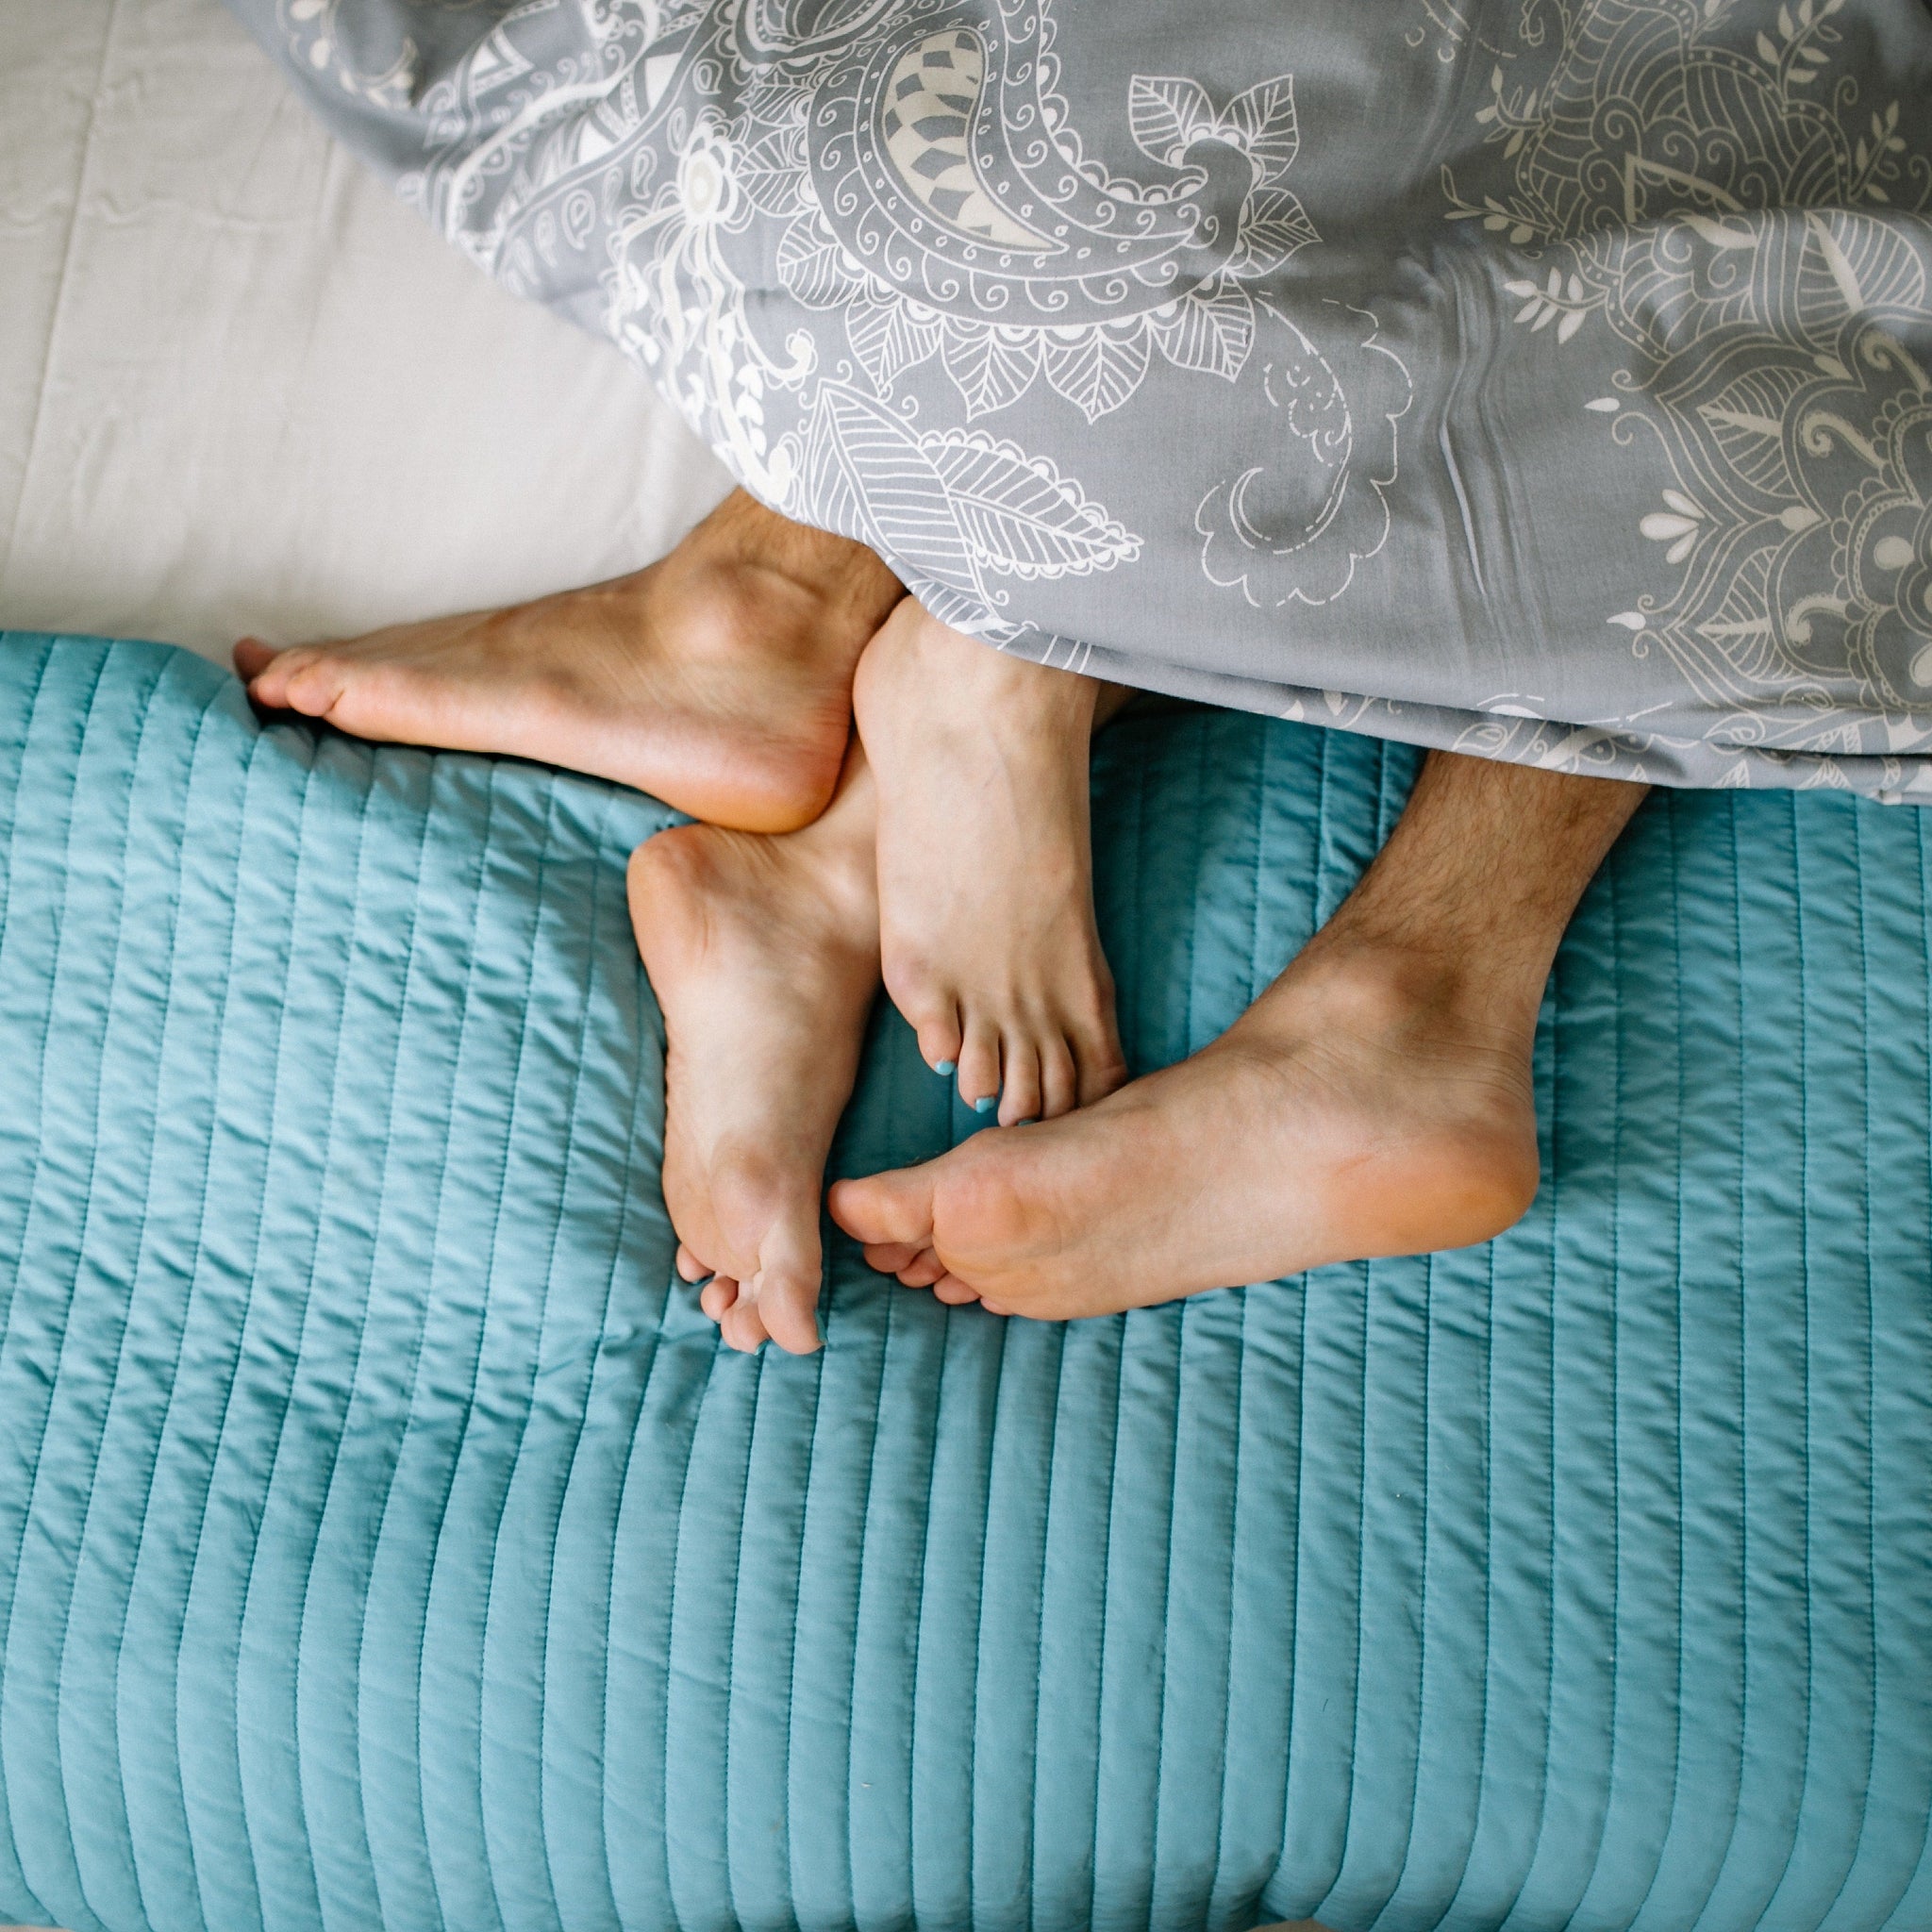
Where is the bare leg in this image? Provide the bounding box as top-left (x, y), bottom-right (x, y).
top-left (829, 752), bottom-right (1647, 1319)
top-left (237, 489), bottom-right (903, 834)
top-left (628, 744), bottom-right (880, 1354)
top-left (855, 599), bottom-right (1131, 1126)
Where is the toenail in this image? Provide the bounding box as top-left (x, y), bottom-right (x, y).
top-left (972, 1095), bottom-right (995, 1113)
top-left (934, 1058), bottom-right (956, 1075)
top-left (1014, 1117), bottom-right (1038, 1127)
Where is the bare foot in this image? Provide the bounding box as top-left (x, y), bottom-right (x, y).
top-left (237, 490), bottom-right (903, 834)
top-left (853, 599), bottom-right (1128, 1127)
top-left (828, 748), bottom-right (1647, 1320)
top-left (826, 933), bottom-right (1541, 1319)
top-left (628, 746), bottom-right (881, 1353)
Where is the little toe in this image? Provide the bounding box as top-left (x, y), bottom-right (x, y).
top-left (719, 1295), bottom-right (773, 1353)
top-left (676, 1242), bottom-right (711, 1283)
top-left (274, 651), bottom-right (351, 721)
top-left (233, 637), bottom-right (277, 681)
top-left (997, 1037), bottom-right (1042, 1127)
top-left (895, 1249), bottom-right (946, 1288)
top-left (956, 1016), bottom-right (1003, 1114)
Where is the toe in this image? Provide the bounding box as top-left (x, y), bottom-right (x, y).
top-left (997, 1035), bottom-right (1041, 1127)
top-left (956, 1014), bottom-right (1002, 1114)
top-left (719, 1294), bottom-right (773, 1353)
top-left (278, 652), bottom-right (357, 724)
top-left (895, 1248), bottom-right (946, 1288)
top-left (1071, 1012), bottom-right (1129, 1108)
top-left (676, 1242), bottom-right (711, 1283)
top-left (233, 637), bottom-right (277, 682)
top-left (700, 1274), bottom-right (740, 1320)
top-left (1039, 1036), bottom-right (1077, 1121)
top-left (829, 1164), bottom-right (939, 1251)
top-left (912, 1000), bottom-right (964, 1080)
top-left (931, 1272), bottom-right (982, 1307)
top-left (746, 1219), bottom-right (824, 1355)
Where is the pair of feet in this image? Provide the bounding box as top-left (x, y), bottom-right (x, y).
top-left (239, 491), bottom-right (1608, 1354)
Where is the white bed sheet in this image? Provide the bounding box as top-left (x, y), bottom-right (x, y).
top-left (0, 0), bottom-right (732, 668)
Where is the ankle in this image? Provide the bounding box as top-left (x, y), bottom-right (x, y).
top-left (699, 490), bottom-right (902, 620)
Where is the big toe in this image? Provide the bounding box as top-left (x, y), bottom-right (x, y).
top-left (828, 1163), bottom-right (938, 1251)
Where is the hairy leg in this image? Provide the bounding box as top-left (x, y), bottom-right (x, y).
top-left (855, 599), bottom-right (1131, 1126)
top-left (628, 744), bottom-right (880, 1354)
top-left (830, 751), bottom-right (1647, 1319)
top-left (239, 489), bottom-right (903, 833)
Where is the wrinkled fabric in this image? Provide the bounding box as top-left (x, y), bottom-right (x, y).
top-left (225, 0), bottom-right (1932, 793)
top-left (1, 633), bottom-right (1929, 1931)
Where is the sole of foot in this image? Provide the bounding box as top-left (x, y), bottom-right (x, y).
top-left (827, 938), bottom-right (1541, 1320)
top-left (237, 489), bottom-right (903, 834)
top-left (628, 751), bottom-right (881, 1353)
top-left (853, 599), bottom-right (1126, 1126)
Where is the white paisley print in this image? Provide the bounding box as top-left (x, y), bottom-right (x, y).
top-left (229, 0), bottom-right (1932, 793)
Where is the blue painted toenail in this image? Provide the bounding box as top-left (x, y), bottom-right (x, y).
top-left (1015, 1117), bottom-right (1038, 1127)
top-left (934, 1059), bottom-right (956, 1076)
top-left (973, 1095), bottom-right (995, 1113)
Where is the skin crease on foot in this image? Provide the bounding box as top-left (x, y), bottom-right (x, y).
top-left (828, 753), bottom-right (1649, 1322)
top-left (854, 597), bottom-right (1131, 1127)
top-left (628, 743), bottom-right (883, 1355)
top-left (235, 489), bottom-right (905, 835)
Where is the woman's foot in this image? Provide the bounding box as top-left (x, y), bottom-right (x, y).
top-left (853, 599), bottom-right (1127, 1126)
top-left (829, 750), bottom-right (1647, 1319)
top-left (237, 490), bottom-right (904, 833)
top-left (628, 747), bottom-right (881, 1353)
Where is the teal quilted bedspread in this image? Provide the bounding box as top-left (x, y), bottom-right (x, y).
top-left (0, 635), bottom-right (1928, 1932)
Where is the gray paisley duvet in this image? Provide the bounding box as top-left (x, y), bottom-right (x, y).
top-left (228, 0), bottom-right (1932, 795)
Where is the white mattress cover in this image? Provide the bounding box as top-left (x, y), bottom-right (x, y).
top-left (0, 0), bottom-right (732, 668)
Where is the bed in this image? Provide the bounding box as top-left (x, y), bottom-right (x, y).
top-left (1, 7), bottom-right (1929, 1932)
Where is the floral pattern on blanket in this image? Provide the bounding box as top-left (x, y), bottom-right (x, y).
top-left (245, 0), bottom-right (1932, 794)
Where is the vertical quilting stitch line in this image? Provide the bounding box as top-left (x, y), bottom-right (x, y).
top-left (1624, 796), bottom-right (1693, 1932)
top-left (97, 681), bottom-right (226, 1932)
top-left (656, 1296), bottom-right (723, 1932)
top-left (1810, 801), bottom-right (1883, 1932)
top-left (1750, 793), bottom-right (1819, 1925)
top-left (489, 784), bottom-right (634, 1932)
top-left (1081, 735), bottom-right (1146, 1932)
top-left (398, 759), bottom-right (538, 1932)
top-left (59, 666), bottom-right (220, 1932)
top-left (1021, 1319), bottom-right (1070, 1932)
top-left (558, 808), bottom-right (666, 1932)
top-left (1682, 794), bottom-right (1755, 1932)
top-left (1488, 882), bottom-right (1567, 1932)
top-left (1591, 844), bottom-right (1628, 1913)
top-left (900, 1292), bottom-right (949, 1928)
top-left (30, 646), bottom-right (168, 1932)
top-left (590, 943), bottom-right (677, 1932)
top-left (120, 704), bottom-right (270, 1932)
top-left (324, 772), bottom-right (445, 1932)
top-left (0, 635), bottom-right (59, 961)
top-left (225, 731), bottom-right (375, 1932)
top-left (460, 777), bottom-right (585, 1932)
top-left (1201, 1274), bottom-right (1249, 1932)
top-left (1147, 1309), bottom-right (1186, 1932)
top-left (721, 1350), bottom-right (764, 1932)
top-left (378, 759), bottom-right (509, 1932)
top-left (170, 721), bottom-right (325, 1932)
top-left (830, 1210), bottom-right (899, 1932)
top-left (274, 741), bottom-right (424, 1928)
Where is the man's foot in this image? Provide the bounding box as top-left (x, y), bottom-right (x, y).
top-left (830, 747), bottom-right (1648, 1319)
top-left (237, 490), bottom-right (903, 833)
top-left (827, 934), bottom-right (1541, 1319)
top-left (853, 599), bottom-right (1127, 1127)
top-left (628, 748), bottom-right (881, 1353)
